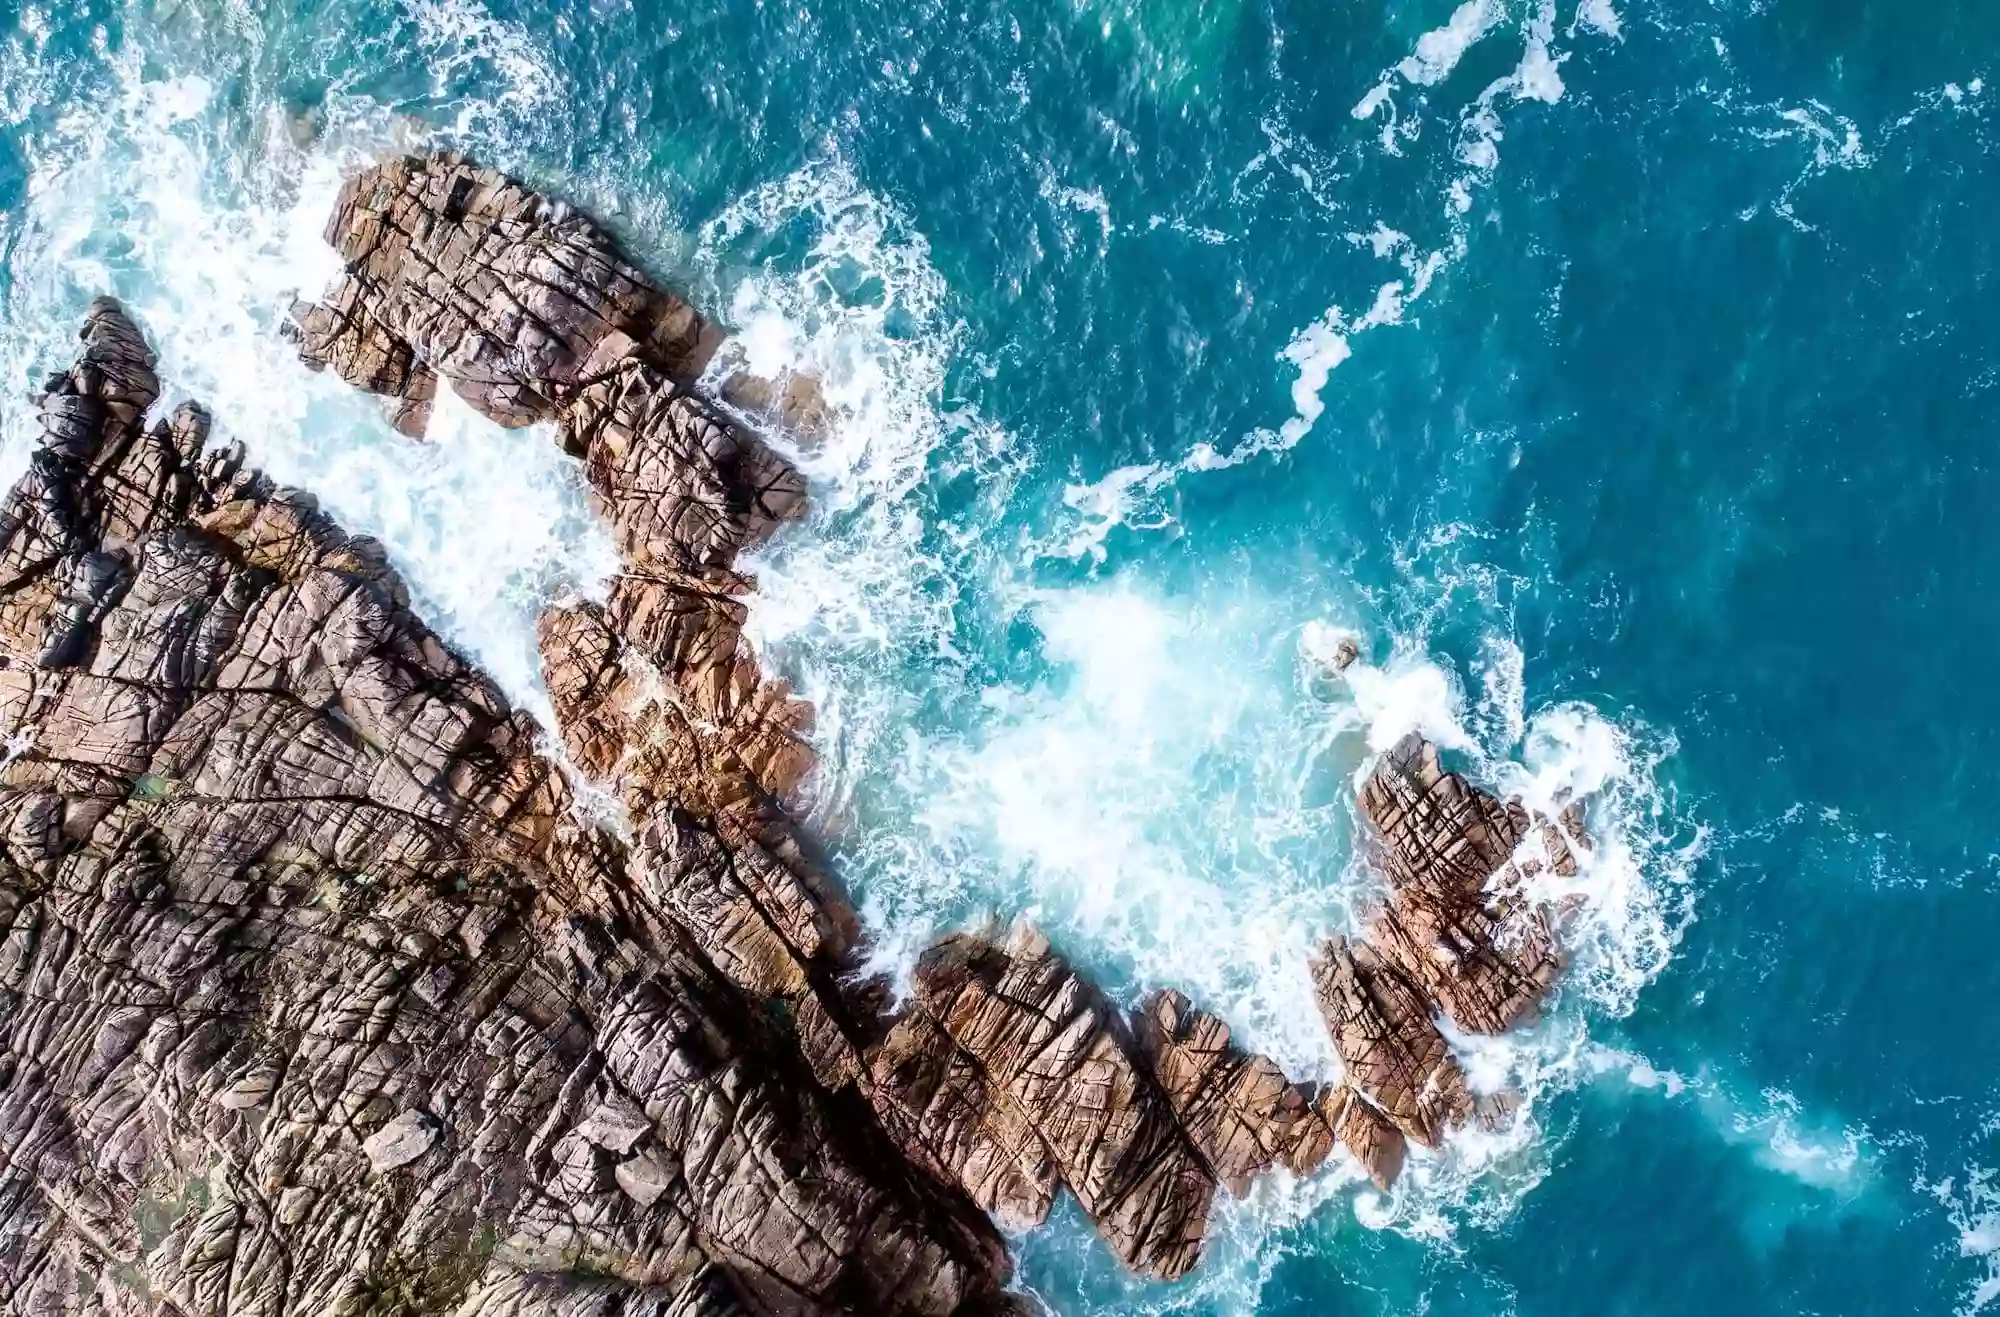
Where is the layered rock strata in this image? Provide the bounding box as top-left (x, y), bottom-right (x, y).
top-left (0, 151), bottom-right (1601, 1312)
top-left (0, 299), bottom-right (1016, 1316)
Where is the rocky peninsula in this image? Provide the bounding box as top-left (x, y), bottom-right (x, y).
top-left (0, 154), bottom-right (1591, 1314)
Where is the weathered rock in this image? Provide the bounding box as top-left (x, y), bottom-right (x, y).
top-left (363, 1109), bottom-right (440, 1172)
top-left (1307, 730), bottom-right (1593, 1182)
top-left (289, 153), bottom-right (721, 431)
top-left (1357, 733), bottom-right (1568, 1036)
top-left (1310, 935), bottom-right (1473, 1148)
top-left (575, 1092), bottom-right (653, 1155)
top-left (0, 153), bottom-right (1618, 1310)
top-left (0, 300), bottom-right (1013, 1316)
top-left (1315, 1085), bottom-right (1406, 1191)
top-left (1135, 989), bottom-right (1332, 1192)
top-left (892, 927), bottom-right (1216, 1280)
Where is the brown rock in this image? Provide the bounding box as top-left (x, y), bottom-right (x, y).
top-left (1315, 1085), bottom-right (1407, 1191)
top-left (0, 300), bottom-right (1011, 1316)
top-left (1357, 733), bottom-right (1564, 1036)
top-left (289, 153), bottom-right (722, 432)
top-left (896, 927), bottom-right (1217, 1280)
top-left (1309, 935), bottom-right (1473, 1148)
top-left (1134, 989), bottom-right (1331, 1192)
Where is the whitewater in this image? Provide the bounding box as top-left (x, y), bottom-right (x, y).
top-left (4, 0), bottom-right (1998, 1312)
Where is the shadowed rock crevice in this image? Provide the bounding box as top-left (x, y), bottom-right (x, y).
top-left (0, 298), bottom-right (1011, 1317)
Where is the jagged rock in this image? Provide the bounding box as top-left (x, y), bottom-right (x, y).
top-left (363, 1109), bottom-right (440, 1172)
top-left (0, 154), bottom-right (1617, 1309)
top-left (288, 153), bottom-right (721, 431)
top-left (297, 152), bottom-right (1477, 1277)
top-left (1310, 935), bottom-right (1473, 1148)
top-left (890, 926), bottom-right (1217, 1281)
top-left (576, 1091), bottom-right (652, 1154)
top-left (1358, 733), bottom-right (1567, 1036)
top-left (1315, 1085), bottom-right (1406, 1191)
top-left (1135, 989), bottom-right (1332, 1192)
top-left (1307, 731), bottom-right (1593, 1183)
top-left (0, 301), bottom-right (1012, 1316)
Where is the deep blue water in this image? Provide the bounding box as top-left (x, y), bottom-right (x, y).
top-left (2, 0), bottom-right (1998, 1312)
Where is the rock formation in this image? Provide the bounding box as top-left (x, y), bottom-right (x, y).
top-left (0, 299), bottom-right (1009, 1316)
top-left (1306, 733), bottom-right (1589, 1158)
top-left (284, 152), bottom-right (1345, 1282)
top-left (0, 152), bottom-right (1602, 1312)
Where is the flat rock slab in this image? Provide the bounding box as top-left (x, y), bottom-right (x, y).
top-left (363, 1109), bottom-right (439, 1173)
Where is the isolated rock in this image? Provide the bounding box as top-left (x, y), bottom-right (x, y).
top-left (1358, 733), bottom-right (1569, 1036)
top-left (1308, 730), bottom-right (1592, 1181)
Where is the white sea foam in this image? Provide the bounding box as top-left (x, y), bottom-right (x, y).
top-left (1398, 0), bottom-right (1502, 87)
top-left (1593, 1047), bottom-right (1874, 1196)
top-left (1570, 0), bottom-right (1623, 40)
top-left (0, 6), bottom-right (616, 728)
top-left (1242, 0), bottom-right (1591, 462)
top-left (1917, 1113), bottom-right (2000, 1315)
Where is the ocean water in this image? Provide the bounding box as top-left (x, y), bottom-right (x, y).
top-left (2, 0), bottom-right (1997, 1312)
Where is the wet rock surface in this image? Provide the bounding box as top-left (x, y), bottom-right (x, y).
top-left (2, 153), bottom-right (1603, 1311)
top-left (1307, 731), bottom-right (1589, 1163)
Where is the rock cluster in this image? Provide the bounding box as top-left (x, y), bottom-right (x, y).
top-left (0, 153), bottom-right (1598, 1312)
top-left (1306, 733), bottom-right (1587, 1174)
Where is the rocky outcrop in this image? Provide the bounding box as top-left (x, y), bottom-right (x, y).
top-left (0, 299), bottom-right (1011, 1317)
top-left (1307, 731), bottom-right (1589, 1162)
top-left (1359, 734), bottom-right (1573, 1036)
top-left (286, 153), bottom-right (1336, 1282)
top-left (869, 928), bottom-right (1341, 1280)
top-left (0, 152), bottom-right (1609, 1312)
top-left (288, 153), bottom-right (719, 435)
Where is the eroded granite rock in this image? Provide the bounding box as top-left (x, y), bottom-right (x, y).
top-left (297, 153), bottom-right (1343, 1282)
top-left (0, 299), bottom-right (1014, 1317)
top-left (1358, 733), bottom-right (1572, 1036)
top-left (1135, 989), bottom-right (1333, 1193)
top-left (874, 929), bottom-right (1211, 1280)
top-left (288, 153), bottom-right (720, 433)
top-left (1308, 730), bottom-right (1590, 1170)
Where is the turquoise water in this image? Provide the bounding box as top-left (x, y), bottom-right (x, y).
top-left (3, 0), bottom-right (1997, 1312)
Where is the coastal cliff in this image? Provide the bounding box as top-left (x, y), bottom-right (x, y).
top-left (0, 154), bottom-right (1592, 1313)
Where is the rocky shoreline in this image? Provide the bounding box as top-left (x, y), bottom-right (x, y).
top-left (0, 153), bottom-right (1591, 1314)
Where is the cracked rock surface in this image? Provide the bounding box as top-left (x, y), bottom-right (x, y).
top-left (0, 299), bottom-right (1011, 1317)
top-left (1308, 732), bottom-right (1589, 1159)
